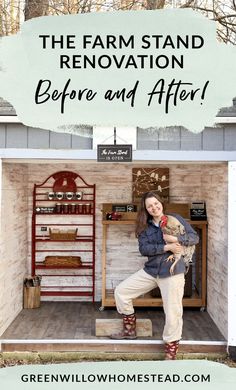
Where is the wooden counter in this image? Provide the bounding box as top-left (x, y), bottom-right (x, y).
top-left (101, 219), bottom-right (207, 310)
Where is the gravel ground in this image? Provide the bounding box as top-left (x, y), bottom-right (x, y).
top-left (0, 354), bottom-right (236, 368)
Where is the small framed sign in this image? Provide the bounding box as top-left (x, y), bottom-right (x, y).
top-left (190, 201), bottom-right (207, 220)
top-left (112, 204), bottom-right (137, 213)
top-left (35, 207), bottom-right (55, 214)
top-left (97, 144), bottom-right (132, 162)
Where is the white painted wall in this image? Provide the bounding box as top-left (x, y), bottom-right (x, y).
top-left (228, 162), bottom-right (236, 346)
top-left (201, 164), bottom-right (228, 338)
top-left (0, 163), bottom-right (29, 336)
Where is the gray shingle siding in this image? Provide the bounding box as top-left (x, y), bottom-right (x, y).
top-left (0, 123), bottom-right (236, 151)
top-left (71, 134), bottom-right (92, 149)
top-left (138, 126), bottom-right (236, 151)
top-left (0, 97), bottom-right (236, 151)
top-left (0, 124), bottom-right (92, 149)
top-left (28, 128), bottom-right (50, 149)
top-left (224, 125), bottom-right (236, 151)
top-left (0, 124), bottom-right (6, 147)
top-left (137, 127), bottom-right (159, 150)
top-left (49, 132), bottom-right (72, 149)
top-left (5, 124), bottom-right (28, 148)
top-left (180, 128), bottom-right (202, 150)
top-left (202, 127), bottom-right (224, 151)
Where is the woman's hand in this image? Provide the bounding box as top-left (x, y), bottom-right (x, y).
top-left (163, 234), bottom-right (178, 243)
top-left (164, 243), bottom-right (182, 254)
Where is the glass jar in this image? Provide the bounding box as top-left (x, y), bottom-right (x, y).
top-left (63, 203), bottom-right (69, 214)
top-left (56, 203), bottom-right (62, 214)
top-left (85, 203), bottom-right (91, 214)
top-left (70, 203), bottom-right (76, 214)
top-left (78, 204), bottom-right (83, 214)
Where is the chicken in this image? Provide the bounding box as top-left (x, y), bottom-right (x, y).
top-left (160, 214), bottom-right (195, 275)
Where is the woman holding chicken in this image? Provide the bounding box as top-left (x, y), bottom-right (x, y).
top-left (111, 191), bottom-right (199, 360)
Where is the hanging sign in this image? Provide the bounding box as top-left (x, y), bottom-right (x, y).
top-left (97, 144), bottom-right (132, 162)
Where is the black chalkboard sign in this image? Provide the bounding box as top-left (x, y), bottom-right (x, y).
top-left (190, 201), bottom-right (207, 220)
top-left (97, 144), bottom-right (132, 162)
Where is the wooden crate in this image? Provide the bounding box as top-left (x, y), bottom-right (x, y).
top-left (44, 256), bottom-right (82, 267)
top-left (49, 228), bottom-right (78, 240)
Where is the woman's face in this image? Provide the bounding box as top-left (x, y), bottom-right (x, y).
top-left (145, 196), bottom-right (163, 219)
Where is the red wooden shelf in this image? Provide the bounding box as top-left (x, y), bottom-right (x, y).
top-left (35, 237), bottom-right (93, 242)
top-left (35, 264), bottom-right (93, 270)
top-left (40, 291), bottom-right (93, 297)
top-left (35, 249), bottom-right (93, 252)
top-left (35, 213), bottom-right (93, 215)
top-left (32, 170), bottom-right (96, 301)
top-left (35, 199), bottom-right (95, 202)
top-left (35, 223), bottom-right (93, 226)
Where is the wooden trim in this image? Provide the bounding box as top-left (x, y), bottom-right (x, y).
top-left (1, 341), bottom-right (227, 354)
top-left (201, 224), bottom-right (207, 308)
top-left (102, 224), bottom-right (107, 305)
top-left (0, 116), bottom-right (20, 123)
top-left (102, 293), bottom-right (204, 308)
top-left (215, 116), bottom-right (236, 123)
top-left (102, 220), bottom-right (208, 226)
top-left (1, 149), bottom-right (236, 161)
top-left (102, 220), bottom-right (136, 225)
top-left (228, 162), bottom-right (236, 346)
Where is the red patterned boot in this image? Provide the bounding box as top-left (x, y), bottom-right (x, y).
top-left (164, 340), bottom-right (179, 360)
top-left (110, 313), bottom-right (137, 339)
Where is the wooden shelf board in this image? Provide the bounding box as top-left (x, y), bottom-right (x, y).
top-left (40, 291), bottom-right (93, 296)
top-left (35, 249), bottom-right (93, 252)
top-left (35, 213), bottom-right (93, 216)
top-left (103, 290), bottom-right (204, 308)
top-left (102, 220), bottom-right (136, 225)
top-left (36, 264), bottom-right (93, 269)
top-left (102, 220), bottom-right (208, 225)
top-left (36, 238), bottom-right (93, 242)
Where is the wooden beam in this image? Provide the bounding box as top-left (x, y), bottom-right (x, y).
top-left (1, 342), bottom-right (227, 354)
top-left (95, 319), bottom-right (152, 337)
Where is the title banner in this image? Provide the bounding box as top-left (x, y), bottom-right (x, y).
top-left (0, 10), bottom-right (236, 134)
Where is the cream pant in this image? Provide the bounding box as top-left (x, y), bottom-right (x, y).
top-left (114, 269), bottom-right (185, 343)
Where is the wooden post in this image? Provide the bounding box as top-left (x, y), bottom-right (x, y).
top-left (101, 224), bottom-right (107, 307)
top-left (23, 286), bottom-right (41, 309)
top-left (228, 162), bottom-right (236, 360)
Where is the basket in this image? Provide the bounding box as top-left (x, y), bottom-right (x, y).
top-left (44, 256), bottom-right (82, 267)
top-left (49, 228), bottom-right (78, 240)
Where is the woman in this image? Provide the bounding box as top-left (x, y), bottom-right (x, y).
top-left (111, 191), bottom-right (199, 360)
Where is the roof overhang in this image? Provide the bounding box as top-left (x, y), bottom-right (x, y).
top-left (215, 117), bottom-right (236, 124)
top-left (0, 116), bottom-right (20, 123)
top-left (0, 149), bottom-right (236, 161)
top-left (1, 115), bottom-right (236, 125)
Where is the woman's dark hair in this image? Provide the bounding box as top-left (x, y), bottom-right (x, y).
top-left (135, 192), bottom-right (165, 237)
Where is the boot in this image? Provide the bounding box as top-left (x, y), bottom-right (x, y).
top-left (164, 340), bottom-right (179, 360)
top-left (110, 313), bottom-right (137, 339)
